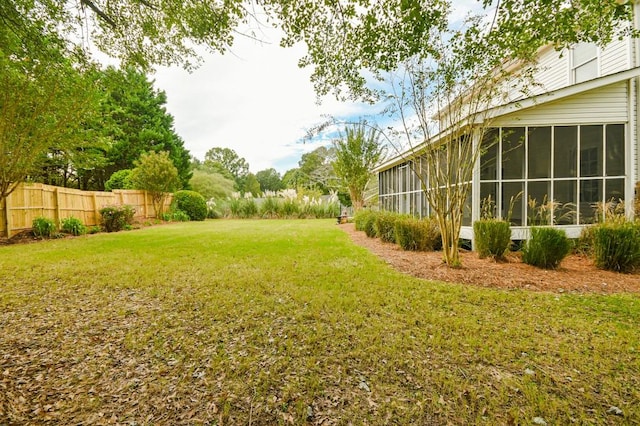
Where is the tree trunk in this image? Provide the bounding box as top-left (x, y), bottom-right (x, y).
top-left (350, 187), bottom-right (364, 211)
top-left (0, 196), bottom-right (8, 238)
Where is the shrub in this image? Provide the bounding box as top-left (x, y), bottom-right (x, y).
top-left (207, 198), bottom-right (224, 219)
top-left (61, 216), bottom-right (87, 236)
top-left (592, 221), bottom-right (640, 273)
top-left (172, 190), bottom-right (207, 221)
top-left (170, 210), bottom-right (191, 222)
top-left (88, 226), bottom-right (101, 234)
top-left (473, 219), bottom-right (511, 259)
top-left (32, 217), bottom-right (56, 238)
top-left (354, 210), bottom-right (373, 231)
top-left (281, 199), bottom-right (299, 218)
top-left (375, 211), bottom-right (400, 243)
top-left (104, 169), bottom-right (133, 191)
top-left (100, 205), bottom-right (136, 232)
top-left (395, 216), bottom-right (441, 251)
top-left (260, 197), bottom-right (281, 218)
top-left (228, 198), bottom-right (242, 217)
top-left (363, 211), bottom-right (378, 238)
top-left (240, 198), bottom-right (258, 218)
top-left (522, 227), bottom-right (571, 269)
top-left (575, 225), bottom-right (596, 255)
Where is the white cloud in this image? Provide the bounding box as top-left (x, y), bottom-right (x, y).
top-left (152, 29), bottom-right (372, 174)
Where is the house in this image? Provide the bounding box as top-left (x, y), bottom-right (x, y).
top-left (375, 12), bottom-right (640, 243)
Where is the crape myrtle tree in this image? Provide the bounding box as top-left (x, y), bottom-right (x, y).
top-left (130, 151), bottom-right (180, 217)
top-left (332, 121), bottom-right (386, 211)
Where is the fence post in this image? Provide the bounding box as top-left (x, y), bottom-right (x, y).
top-left (1, 196), bottom-right (10, 238)
top-left (92, 193), bottom-right (99, 226)
top-left (143, 191), bottom-right (148, 218)
top-left (54, 187), bottom-right (61, 229)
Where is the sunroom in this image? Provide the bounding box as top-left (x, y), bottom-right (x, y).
top-left (376, 68), bottom-right (639, 244)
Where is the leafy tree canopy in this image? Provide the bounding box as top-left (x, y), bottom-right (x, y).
top-left (296, 146), bottom-right (336, 194)
top-left (204, 147), bottom-right (249, 183)
top-left (97, 67), bottom-right (192, 188)
top-left (243, 173), bottom-right (261, 197)
top-left (5, 1), bottom-right (633, 102)
top-left (0, 22), bottom-right (100, 204)
top-left (255, 168), bottom-right (284, 192)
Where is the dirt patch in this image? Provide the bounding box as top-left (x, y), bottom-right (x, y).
top-left (340, 223), bottom-right (640, 294)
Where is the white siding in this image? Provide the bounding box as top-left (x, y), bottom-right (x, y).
top-left (492, 82), bottom-right (628, 126)
top-left (601, 38), bottom-right (630, 76)
top-left (532, 47), bottom-right (569, 93)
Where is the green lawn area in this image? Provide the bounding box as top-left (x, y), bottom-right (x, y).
top-left (1, 219), bottom-right (638, 424)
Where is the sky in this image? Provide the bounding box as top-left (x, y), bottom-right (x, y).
top-left (149, 2), bottom-right (483, 175)
top-left (151, 28), bottom-right (379, 175)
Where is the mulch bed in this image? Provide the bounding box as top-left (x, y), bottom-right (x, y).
top-left (339, 223), bottom-right (640, 294)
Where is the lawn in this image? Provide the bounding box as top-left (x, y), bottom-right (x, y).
top-left (0, 219), bottom-right (638, 424)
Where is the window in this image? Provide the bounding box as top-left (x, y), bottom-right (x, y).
top-left (572, 42), bottom-right (598, 83)
top-left (528, 127), bottom-right (551, 179)
top-left (479, 124), bottom-right (625, 226)
top-left (502, 127), bottom-right (525, 179)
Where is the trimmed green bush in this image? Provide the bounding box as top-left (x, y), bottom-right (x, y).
top-left (522, 227), bottom-right (571, 269)
top-left (473, 219), bottom-right (511, 259)
top-left (100, 205), bottom-right (135, 232)
top-left (363, 211), bottom-right (378, 238)
top-left (61, 216), bottom-right (87, 236)
top-left (354, 210), bottom-right (374, 231)
top-left (395, 216), bottom-right (441, 251)
top-left (172, 190), bottom-right (207, 221)
top-left (592, 221), bottom-right (640, 273)
top-left (32, 217), bottom-right (56, 238)
top-left (104, 169), bottom-right (133, 191)
top-left (375, 211), bottom-right (400, 243)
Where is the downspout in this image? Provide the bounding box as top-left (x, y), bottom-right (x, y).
top-left (632, 0), bottom-right (640, 218)
top-left (471, 129), bottom-right (481, 251)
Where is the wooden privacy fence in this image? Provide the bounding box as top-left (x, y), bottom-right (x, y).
top-left (0, 183), bottom-right (172, 238)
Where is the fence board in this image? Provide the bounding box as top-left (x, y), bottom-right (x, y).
top-left (0, 183), bottom-right (173, 238)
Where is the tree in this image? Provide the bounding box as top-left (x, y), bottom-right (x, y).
top-left (25, 66), bottom-right (192, 190)
top-left (189, 169), bottom-right (235, 201)
top-left (0, 23), bottom-right (99, 236)
top-left (243, 173), bottom-right (261, 197)
top-left (332, 122), bottom-right (386, 211)
top-left (282, 168), bottom-right (305, 189)
top-left (97, 67), bottom-right (192, 189)
top-left (204, 147), bottom-right (249, 189)
top-left (297, 146), bottom-right (336, 194)
top-left (255, 168), bottom-right (284, 192)
top-left (130, 151), bottom-right (179, 217)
